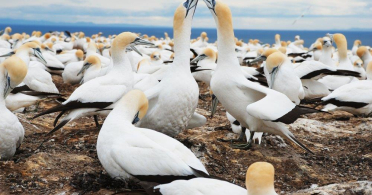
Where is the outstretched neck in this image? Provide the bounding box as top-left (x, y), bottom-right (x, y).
top-left (173, 8), bottom-right (193, 72)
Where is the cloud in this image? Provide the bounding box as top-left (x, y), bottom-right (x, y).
top-left (1, 0), bottom-right (371, 30)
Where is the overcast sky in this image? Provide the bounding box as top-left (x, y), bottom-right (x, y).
top-left (1, 0), bottom-right (372, 30)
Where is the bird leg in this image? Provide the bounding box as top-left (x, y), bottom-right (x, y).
top-left (232, 131), bottom-right (255, 150)
top-left (93, 115), bottom-right (100, 127)
top-left (218, 127), bottom-right (247, 143)
top-left (210, 94), bottom-right (219, 118)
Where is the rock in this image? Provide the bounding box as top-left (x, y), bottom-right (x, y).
top-left (291, 181), bottom-right (372, 195)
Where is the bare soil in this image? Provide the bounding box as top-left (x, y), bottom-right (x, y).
top-left (0, 75), bottom-right (371, 195)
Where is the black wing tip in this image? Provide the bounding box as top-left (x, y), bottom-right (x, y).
top-left (289, 135), bottom-right (315, 155)
top-left (46, 119), bottom-right (70, 136)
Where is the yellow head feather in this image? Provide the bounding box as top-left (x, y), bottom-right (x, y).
top-left (201, 32), bottom-right (207, 38)
top-left (150, 51), bottom-right (161, 60)
top-left (246, 162), bottom-right (275, 195)
top-left (112, 32), bottom-right (138, 52)
top-left (85, 55), bottom-right (101, 67)
top-left (367, 61), bottom-right (372, 73)
top-left (266, 51), bottom-right (285, 72)
top-left (75, 50), bottom-right (84, 60)
top-left (262, 48), bottom-right (279, 58)
top-left (275, 34), bottom-right (280, 42)
top-left (357, 46), bottom-right (368, 58)
top-left (120, 90), bottom-right (149, 120)
top-left (278, 47), bottom-right (287, 54)
top-left (44, 33), bottom-right (51, 39)
top-left (203, 48), bottom-right (217, 61)
top-left (5, 27), bottom-right (12, 33)
top-left (281, 41), bottom-right (287, 47)
top-left (333, 33), bottom-right (347, 58)
top-left (354, 40), bottom-right (362, 46)
top-left (2, 56), bottom-right (28, 86)
top-left (12, 33), bottom-right (23, 40)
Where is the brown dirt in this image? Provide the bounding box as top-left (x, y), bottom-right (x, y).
top-left (0, 76), bottom-right (371, 195)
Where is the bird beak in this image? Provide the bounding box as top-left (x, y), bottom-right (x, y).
top-left (132, 112), bottom-right (140, 124)
top-left (203, 0), bottom-right (217, 16)
top-left (77, 62), bottom-right (92, 76)
top-left (326, 33), bottom-right (334, 42)
top-left (269, 66), bottom-right (279, 89)
top-left (12, 40), bottom-right (19, 49)
top-left (4, 74), bottom-right (11, 98)
top-left (184, 0), bottom-right (199, 18)
top-left (130, 37), bottom-right (155, 56)
top-left (210, 94), bottom-right (219, 118)
top-left (249, 55), bottom-right (267, 65)
top-left (33, 48), bottom-right (47, 64)
top-left (191, 54), bottom-right (207, 63)
top-left (0, 51), bottom-right (15, 58)
top-left (46, 47), bottom-right (54, 52)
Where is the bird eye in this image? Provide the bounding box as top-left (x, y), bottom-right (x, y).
top-left (183, 0), bottom-right (190, 8)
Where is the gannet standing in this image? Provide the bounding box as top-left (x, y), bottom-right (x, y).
top-left (0, 56), bottom-right (27, 160)
top-left (136, 0), bottom-right (206, 136)
top-left (33, 32), bottom-right (154, 133)
top-left (203, 0), bottom-right (318, 153)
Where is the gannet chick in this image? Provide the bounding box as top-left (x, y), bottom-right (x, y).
top-left (357, 46), bottom-right (372, 69)
top-left (78, 55), bottom-right (102, 84)
top-left (97, 90), bottom-right (208, 192)
top-left (264, 52), bottom-right (304, 105)
top-left (0, 56), bottom-right (27, 160)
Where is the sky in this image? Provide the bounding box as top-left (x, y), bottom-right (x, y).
top-left (0, 0), bottom-right (372, 30)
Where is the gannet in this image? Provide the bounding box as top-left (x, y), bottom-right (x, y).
top-left (357, 46), bottom-right (372, 70)
top-left (321, 80), bottom-right (372, 116)
top-left (367, 61), bottom-right (372, 80)
top-left (264, 52), bottom-right (304, 105)
top-left (78, 55), bottom-right (102, 84)
top-left (33, 32), bottom-right (154, 133)
top-left (62, 61), bottom-right (84, 84)
top-left (56, 49), bottom-right (84, 65)
top-left (136, 0), bottom-right (207, 136)
top-left (97, 90), bottom-right (209, 192)
top-left (191, 47), bottom-right (216, 87)
top-left (155, 162), bottom-right (278, 195)
top-left (352, 40), bottom-right (362, 56)
top-left (0, 56), bottom-right (27, 160)
top-left (203, 0), bottom-right (318, 153)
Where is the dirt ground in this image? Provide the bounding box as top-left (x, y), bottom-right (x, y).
top-left (0, 75), bottom-right (371, 195)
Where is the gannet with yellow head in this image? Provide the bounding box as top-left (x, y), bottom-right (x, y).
top-left (0, 55), bottom-right (27, 160)
top-left (203, 0), bottom-right (318, 153)
top-left (97, 90), bottom-right (209, 194)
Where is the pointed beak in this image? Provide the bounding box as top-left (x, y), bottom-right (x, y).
top-left (4, 75), bottom-right (11, 98)
top-left (191, 54), bottom-right (207, 63)
top-left (33, 48), bottom-right (47, 64)
top-left (77, 62), bottom-right (91, 76)
top-left (249, 55), bottom-right (266, 65)
top-left (203, 0), bottom-right (217, 16)
top-left (185, 0), bottom-right (199, 18)
top-left (0, 51), bottom-right (15, 58)
top-left (132, 112), bottom-right (140, 124)
top-left (269, 66), bottom-right (279, 89)
top-left (130, 37), bottom-right (155, 56)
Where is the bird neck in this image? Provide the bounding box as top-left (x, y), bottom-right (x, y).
top-left (320, 46), bottom-right (333, 66)
top-left (0, 66), bottom-right (6, 105)
top-left (109, 102), bottom-right (139, 127)
top-left (215, 15), bottom-right (241, 71)
top-left (173, 14), bottom-right (193, 72)
top-left (111, 50), bottom-right (133, 73)
top-left (248, 187), bottom-right (276, 195)
top-left (15, 50), bottom-right (30, 66)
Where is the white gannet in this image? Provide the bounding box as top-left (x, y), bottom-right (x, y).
top-left (357, 46), bottom-right (372, 70)
top-left (352, 40), bottom-right (361, 56)
top-left (367, 61), bottom-right (372, 80)
top-left (33, 32), bottom-right (154, 133)
top-left (191, 32), bottom-right (208, 49)
top-left (97, 90), bottom-right (209, 192)
top-left (155, 161), bottom-right (278, 195)
top-left (203, 0), bottom-right (318, 153)
top-left (264, 52), bottom-right (304, 105)
top-left (136, 0), bottom-right (206, 136)
top-left (56, 49), bottom-right (84, 65)
top-left (0, 56), bottom-right (27, 160)
top-left (191, 47), bottom-right (216, 87)
top-left (321, 80), bottom-right (372, 116)
top-left (62, 61), bottom-right (84, 84)
top-left (78, 55), bottom-right (102, 84)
